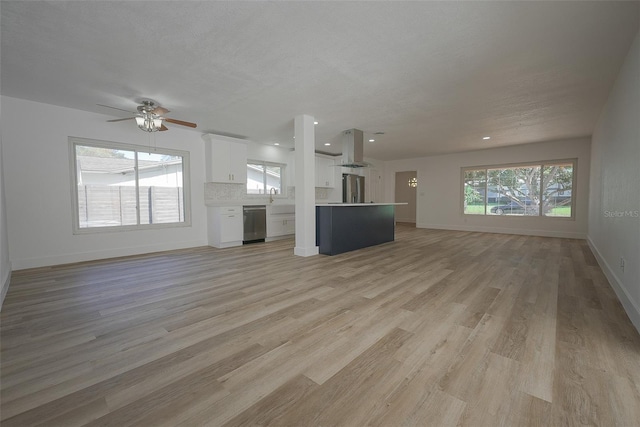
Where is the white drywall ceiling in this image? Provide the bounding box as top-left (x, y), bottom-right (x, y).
top-left (1, 1), bottom-right (638, 160)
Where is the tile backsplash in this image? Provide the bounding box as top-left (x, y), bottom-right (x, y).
top-left (204, 183), bottom-right (246, 201)
top-left (204, 183), bottom-right (328, 204)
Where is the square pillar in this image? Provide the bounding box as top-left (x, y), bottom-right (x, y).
top-left (294, 114), bottom-right (319, 257)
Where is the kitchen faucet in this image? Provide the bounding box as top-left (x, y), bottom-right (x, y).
top-left (269, 187), bottom-right (277, 204)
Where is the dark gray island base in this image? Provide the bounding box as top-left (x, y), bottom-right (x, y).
top-left (316, 203), bottom-right (399, 255)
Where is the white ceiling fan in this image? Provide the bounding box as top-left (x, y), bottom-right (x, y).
top-left (99, 100), bottom-right (197, 132)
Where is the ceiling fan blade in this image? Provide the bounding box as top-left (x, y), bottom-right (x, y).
top-left (164, 118), bottom-right (197, 128)
top-left (152, 106), bottom-right (170, 115)
top-left (97, 104), bottom-right (137, 114)
top-left (107, 117), bottom-right (135, 122)
top-left (159, 124), bottom-right (169, 131)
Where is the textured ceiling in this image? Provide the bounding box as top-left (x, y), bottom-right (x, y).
top-left (1, 1), bottom-right (638, 160)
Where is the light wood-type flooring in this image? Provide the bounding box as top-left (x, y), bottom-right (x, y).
top-left (2, 225), bottom-right (640, 426)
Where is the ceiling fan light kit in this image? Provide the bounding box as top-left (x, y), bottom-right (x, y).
top-left (102, 99), bottom-right (197, 133)
top-left (135, 114), bottom-right (164, 132)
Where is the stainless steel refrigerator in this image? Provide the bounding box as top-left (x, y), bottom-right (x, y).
top-left (342, 174), bottom-right (365, 203)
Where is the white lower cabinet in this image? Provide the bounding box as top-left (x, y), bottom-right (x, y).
top-left (266, 205), bottom-right (295, 240)
top-left (208, 206), bottom-right (243, 248)
top-left (282, 217), bottom-right (295, 235)
top-left (267, 216), bottom-right (295, 238)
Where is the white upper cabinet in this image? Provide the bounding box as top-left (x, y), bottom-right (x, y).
top-left (228, 142), bottom-right (247, 183)
top-left (315, 155), bottom-right (336, 188)
top-left (203, 134), bottom-right (248, 183)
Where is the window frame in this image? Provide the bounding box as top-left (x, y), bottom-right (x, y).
top-left (461, 158), bottom-right (577, 220)
top-left (246, 159), bottom-right (285, 197)
top-left (69, 137), bottom-right (191, 234)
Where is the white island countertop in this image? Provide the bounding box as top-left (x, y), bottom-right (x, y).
top-left (316, 202), bottom-right (408, 206)
top-left (206, 200), bottom-right (294, 207)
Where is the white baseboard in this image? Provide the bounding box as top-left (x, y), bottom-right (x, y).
top-left (294, 246), bottom-right (319, 257)
top-left (416, 223), bottom-right (586, 239)
top-left (211, 240), bottom-right (242, 249)
top-left (11, 240), bottom-right (208, 270)
top-left (588, 237), bottom-right (640, 334)
top-left (396, 218), bottom-right (416, 223)
top-left (265, 235), bottom-right (294, 242)
top-left (0, 262), bottom-right (11, 312)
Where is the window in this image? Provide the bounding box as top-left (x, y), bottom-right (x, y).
top-left (70, 138), bottom-right (190, 232)
top-left (462, 160), bottom-right (575, 218)
top-left (246, 161), bottom-right (284, 195)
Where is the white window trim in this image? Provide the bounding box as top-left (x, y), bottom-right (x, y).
top-left (460, 158), bottom-right (577, 220)
top-left (246, 159), bottom-right (286, 197)
top-left (69, 137), bottom-right (192, 234)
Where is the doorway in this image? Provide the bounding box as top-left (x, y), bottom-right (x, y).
top-left (394, 171), bottom-right (417, 224)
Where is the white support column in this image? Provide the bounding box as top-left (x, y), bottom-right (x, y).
top-left (294, 114), bottom-right (319, 257)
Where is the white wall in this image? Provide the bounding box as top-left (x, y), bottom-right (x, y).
top-left (384, 137), bottom-right (591, 239)
top-left (1, 96), bottom-right (208, 270)
top-left (0, 129), bottom-right (11, 309)
top-left (247, 143), bottom-right (291, 165)
top-left (588, 31), bottom-right (640, 332)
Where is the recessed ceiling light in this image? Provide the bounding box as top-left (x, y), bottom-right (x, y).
top-left (314, 121), bottom-right (319, 125)
top-left (324, 143), bottom-right (331, 146)
top-left (482, 136), bottom-right (491, 140)
top-left (274, 143), bottom-right (280, 146)
top-left (369, 139), bottom-right (375, 142)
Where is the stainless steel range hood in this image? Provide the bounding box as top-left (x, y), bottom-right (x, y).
top-left (337, 129), bottom-right (370, 168)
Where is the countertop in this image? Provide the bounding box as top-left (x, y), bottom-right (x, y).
top-left (315, 202), bottom-right (408, 206)
top-left (206, 201), bottom-right (407, 207)
top-left (205, 200), bottom-right (294, 207)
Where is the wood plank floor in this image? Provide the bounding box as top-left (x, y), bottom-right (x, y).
top-left (2, 225), bottom-right (640, 426)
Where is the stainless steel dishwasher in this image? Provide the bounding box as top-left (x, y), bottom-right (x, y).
top-left (243, 205), bottom-right (266, 244)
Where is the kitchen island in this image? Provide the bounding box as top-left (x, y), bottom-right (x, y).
top-left (315, 203), bottom-right (407, 255)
